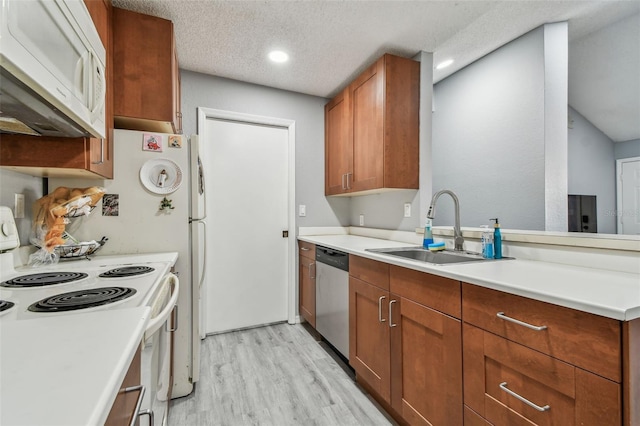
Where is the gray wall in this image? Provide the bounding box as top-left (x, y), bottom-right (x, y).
top-left (432, 27), bottom-right (548, 231)
top-left (614, 139), bottom-right (640, 160)
top-left (181, 70), bottom-right (349, 229)
top-left (0, 169), bottom-right (43, 246)
top-left (567, 106), bottom-right (616, 233)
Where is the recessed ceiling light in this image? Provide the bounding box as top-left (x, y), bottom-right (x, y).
top-left (268, 50), bottom-right (289, 63)
top-left (436, 59), bottom-right (454, 70)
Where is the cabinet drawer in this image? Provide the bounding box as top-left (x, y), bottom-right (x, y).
top-left (464, 323), bottom-right (621, 426)
top-left (350, 255), bottom-right (389, 291)
top-left (462, 283), bottom-right (621, 382)
top-left (390, 266), bottom-right (460, 319)
top-left (298, 241), bottom-right (315, 259)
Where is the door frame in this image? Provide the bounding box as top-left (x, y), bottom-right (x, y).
top-left (197, 107), bottom-right (297, 325)
top-left (616, 156), bottom-right (640, 234)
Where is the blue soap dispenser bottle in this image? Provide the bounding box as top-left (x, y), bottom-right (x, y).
top-left (423, 217), bottom-right (434, 248)
top-left (490, 218), bottom-right (502, 259)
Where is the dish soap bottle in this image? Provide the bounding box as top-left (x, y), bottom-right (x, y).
top-left (423, 218), bottom-right (434, 248)
top-left (490, 218), bottom-right (502, 259)
top-left (480, 225), bottom-right (493, 259)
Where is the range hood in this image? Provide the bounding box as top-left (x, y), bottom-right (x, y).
top-left (0, 68), bottom-right (90, 138)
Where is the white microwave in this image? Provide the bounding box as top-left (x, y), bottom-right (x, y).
top-left (0, 0), bottom-right (106, 138)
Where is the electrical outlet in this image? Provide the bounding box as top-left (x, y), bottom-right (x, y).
top-left (359, 214), bottom-right (365, 226)
top-left (404, 203), bottom-right (411, 218)
top-left (14, 194), bottom-right (25, 219)
top-left (298, 205), bottom-right (306, 217)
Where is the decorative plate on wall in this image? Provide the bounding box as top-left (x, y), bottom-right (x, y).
top-left (139, 159), bottom-right (183, 195)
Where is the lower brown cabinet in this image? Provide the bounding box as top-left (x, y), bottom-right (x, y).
top-left (349, 256), bottom-right (463, 425)
top-left (105, 345), bottom-right (142, 426)
top-left (298, 241), bottom-right (316, 327)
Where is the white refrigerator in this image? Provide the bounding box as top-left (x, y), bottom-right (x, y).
top-left (50, 128), bottom-right (205, 399)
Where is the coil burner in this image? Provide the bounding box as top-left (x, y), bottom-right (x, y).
top-left (28, 287), bottom-right (136, 312)
top-left (0, 300), bottom-right (15, 313)
top-left (99, 266), bottom-right (155, 278)
top-left (1, 272), bottom-right (89, 288)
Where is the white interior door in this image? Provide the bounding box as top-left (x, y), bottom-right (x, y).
top-left (617, 157), bottom-right (640, 235)
top-left (203, 117), bottom-right (289, 334)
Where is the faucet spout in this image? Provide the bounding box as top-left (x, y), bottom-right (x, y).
top-left (427, 189), bottom-right (464, 251)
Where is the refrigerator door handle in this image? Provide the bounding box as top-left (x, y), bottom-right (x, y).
top-left (196, 220), bottom-right (207, 291)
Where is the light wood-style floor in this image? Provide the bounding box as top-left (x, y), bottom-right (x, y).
top-left (168, 323), bottom-right (394, 426)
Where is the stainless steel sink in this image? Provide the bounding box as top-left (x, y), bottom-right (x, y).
top-left (366, 246), bottom-right (510, 265)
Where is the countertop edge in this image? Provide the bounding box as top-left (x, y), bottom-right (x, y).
top-left (299, 235), bottom-right (640, 321)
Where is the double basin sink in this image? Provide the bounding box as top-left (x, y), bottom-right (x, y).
top-left (366, 246), bottom-right (511, 266)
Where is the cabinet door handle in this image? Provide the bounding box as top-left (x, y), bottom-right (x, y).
top-left (300, 247), bottom-right (310, 251)
top-left (499, 382), bottom-right (550, 412)
top-left (342, 173), bottom-right (347, 190)
top-left (92, 138), bottom-right (105, 165)
top-left (496, 312), bottom-right (547, 331)
top-left (124, 385), bottom-right (146, 426)
top-left (378, 296), bottom-right (386, 323)
top-left (309, 262), bottom-right (316, 280)
top-left (389, 299), bottom-right (397, 327)
top-left (346, 172), bottom-right (352, 189)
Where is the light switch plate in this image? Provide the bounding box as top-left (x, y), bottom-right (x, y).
top-left (14, 194), bottom-right (25, 219)
top-left (404, 203), bottom-right (411, 218)
top-left (298, 205), bottom-right (306, 217)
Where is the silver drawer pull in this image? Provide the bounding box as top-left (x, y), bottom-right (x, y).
top-left (378, 296), bottom-right (386, 323)
top-left (300, 247), bottom-right (310, 251)
top-left (309, 262), bottom-right (316, 280)
top-left (124, 385), bottom-right (146, 426)
top-left (496, 312), bottom-right (547, 331)
top-left (499, 382), bottom-right (550, 412)
top-left (389, 299), bottom-right (397, 327)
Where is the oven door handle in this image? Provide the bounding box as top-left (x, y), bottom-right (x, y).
top-left (145, 274), bottom-right (180, 336)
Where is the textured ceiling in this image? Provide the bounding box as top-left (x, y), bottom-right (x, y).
top-left (111, 0), bottom-right (640, 140)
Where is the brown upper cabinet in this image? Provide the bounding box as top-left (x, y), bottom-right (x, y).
top-left (112, 8), bottom-right (182, 134)
top-left (325, 54), bottom-right (420, 196)
top-left (0, 0), bottom-right (114, 179)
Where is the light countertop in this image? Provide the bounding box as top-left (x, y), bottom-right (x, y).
top-left (0, 306), bottom-right (150, 426)
top-left (299, 234), bottom-right (640, 321)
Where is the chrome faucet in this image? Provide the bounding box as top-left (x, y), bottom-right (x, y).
top-left (427, 189), bottom-right (464, 251)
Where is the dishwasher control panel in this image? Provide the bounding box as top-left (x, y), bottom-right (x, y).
top-left (315, 246), bottom-right (349, 271)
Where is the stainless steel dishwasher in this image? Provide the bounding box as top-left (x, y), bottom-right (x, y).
top-left (315, 245), bottom-right (349, 360)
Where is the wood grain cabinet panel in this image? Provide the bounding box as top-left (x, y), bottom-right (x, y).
top-left (349, 256), bottom-right (463, 424)
top-left (112, 7), bottom-right (181, 134)
top-left (0, 0), bottom-right (113, 179)
top-left (105, 345), bottom-right (141, 426)
top-left (349, 275), bottom-right (391, 403)
top-left (390, 297), bottom-right (462, 426)
top-left (462, 283), bottom-right (621, 382)
top-left (463, 323), bottom-right (621, 426)
top-left (299, 242), bottom-right (316, 327)
top-left (325, 53), bottom-right (419, 196)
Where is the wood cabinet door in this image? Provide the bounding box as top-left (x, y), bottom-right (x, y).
top-left (113, 8), bottom-right (178, 133)
top-left (349, 276), bottom-right (391, 403)
top-left (350, 58), bottom-right (384, 193)
top-left (464, 323), bottom-right (621, 426)
top-left (390, 296), bottom-right (463, 426)
top-left (299, 256), bottom-right (316, 327)
top-left (325, 87), bottom-right (352, 195)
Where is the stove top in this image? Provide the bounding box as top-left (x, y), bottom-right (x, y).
top-left (0, 300), bottom-right (15, 313)
top-left (0, 253), bottom-right (176, 321)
